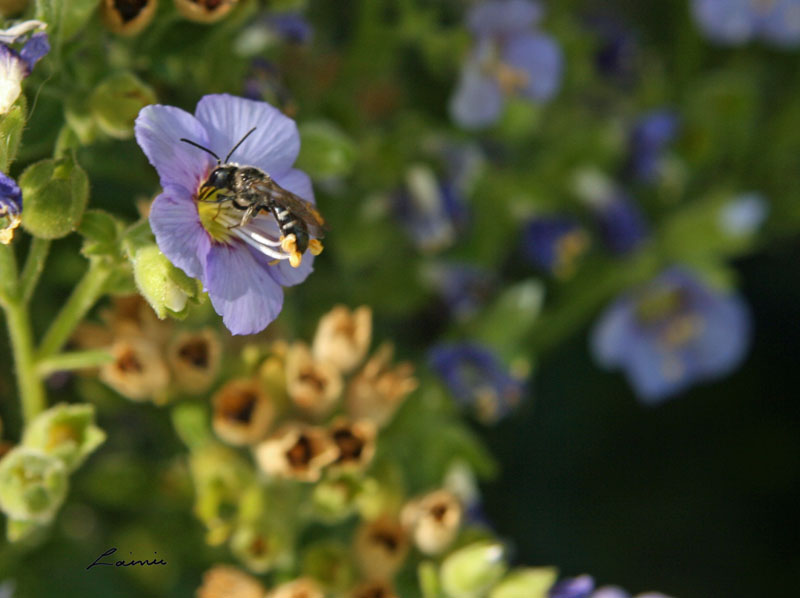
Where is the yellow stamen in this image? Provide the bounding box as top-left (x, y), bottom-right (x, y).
top-left (308, 239), bottom-right (324, 256)
top-left (281, 234), bottom-right (297, 254)
top-left (289, 252), bottom-right (302, 268)
top-left (494, 62), bottom-right (530, 95)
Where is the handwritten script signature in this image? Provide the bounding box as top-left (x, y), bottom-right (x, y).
top-left (86, 547), bottom-right (167, 570)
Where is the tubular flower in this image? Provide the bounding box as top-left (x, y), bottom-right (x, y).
top-left (196, 565), bottom-right (265, 598)
top-left (0, 20), bottom-right (48, 114)
top-left (312, 305), bottom-right (373, 374)
top-left (450, 0), bottom-right (563, 129)
top-left (134, 94), bottom-right (322, 335)
top-left (354, 516), bottom-right (410, 580)
top-left (254, 424), bottom-right (337, 482)
top-left (212, 378), bottom-right (275, 446)
top-left (591, 268), bottom-right (751, 403)
top-left (285, 342), bottom-right (343, 418)
top-left (0, 172), bottom-right (22, 244)
top-left (401, 490), bottom-right (463, 555)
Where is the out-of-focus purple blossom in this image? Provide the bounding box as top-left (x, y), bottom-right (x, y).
top-left (594, 192), bottom-right (648, 254)
top-left (265, 12), bottom-right (314, 44)
top-left (0, 172), bottom-right (22, 245)
top-left (691, 0), bottom-right (800, 47)
top-left (429, 343), bottom-right (526, 423)
top-left (134, 94), bottom-right (318, 335)
top-left (0, 22), bottom-right (49, 114)
top-left (719, 192), bottom-right (768, 237)
top-left (587, 16), bottom-right (639, 83)
top-left (422, 262), bottom-right (495, 321)
top-left (450, 0), bottom-right (563, 129)
top-left (395, 164), bottom-right (469, 253)
top-left (628, 110), bottom-right (679, 182)
top-left (549, 575), bottom-right (595, 598)
top-left (591, 267), bottom-right (751, 404)
top-left (521, 216), bottom-right (589, 277)
top-left (242, 58), bottom-right (295, 114)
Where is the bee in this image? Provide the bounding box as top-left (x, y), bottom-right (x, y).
top-left (180, 127), bottom-right (327, 266)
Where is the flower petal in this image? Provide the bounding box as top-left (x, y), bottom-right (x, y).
top-left (135, 105), bottom-right (212, 191)
top-left (205, 243), bottom-right (284, 335)
top-left (467, 0), bottom-right (542, 37)
top-left (590, 297), bottom-right (635, 368)
top-left (194, 94), bottom-right (300, 175)
top-left (502, 32), bottom-right (563, 102)
top-left (149, 185), bottom-right (210, 280)
top-left (691, 0), bottom-right (755, 45)
top-left (759, 0), bottom-right (800, 47)
top-left (449, 59), bottom-right (504, 129)
top-left (273, 167), bottom-right (315, 203)
top-left (19, 32), bottom-right (49, 72)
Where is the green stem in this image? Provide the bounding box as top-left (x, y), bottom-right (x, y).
top-left (37, 260), bottom-right (111, 360)
top-left (19, 237), bottom-right (51, 303)
top-left (0, 243), bottom-right (18, 303)
top-left (36, 349), bottom-right (113, 378)
top-left (4, 299), bottom-right (47, 424)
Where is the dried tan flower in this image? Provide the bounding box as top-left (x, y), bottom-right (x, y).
top-left (354, 516), bottom-right (409, 580)
top-left (312, 305), bottom-right (372, 373)
top-left (174, 0), bottom-right (238, 24)
top-left (350, 579), bottom-right (397, 598)
top-left (329, 418), bottom-right (377, 473)
top-left (285, 342), bottom-right (342, 418)
top-left (269, 578), bottom-right (325, 598)
top-left (346, 344), bottom-right (417, 427)
top-left (100, 0), bottom-right (158, 36)
top-left (212, 379), bottom-right (275, 446)
top-left (254, 424), bottom-right (337, 482)
top-left (99, 336), bottom-right (170, 401)
top-left (401, 489), bottom-right (463, 555)
top-left (196, 564), bottom-right (265, 598)
top-left (168, 329), bottom-right (222, 394)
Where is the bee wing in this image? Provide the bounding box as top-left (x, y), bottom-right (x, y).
top-left (266, 181), bottom-right (329, 238)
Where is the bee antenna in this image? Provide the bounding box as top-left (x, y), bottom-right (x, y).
top-left (179, 138), bottom-right (221, 163)
top-left (225, 127), bottom-right (257, 163)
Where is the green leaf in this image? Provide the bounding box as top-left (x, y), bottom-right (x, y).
top-left (0, 97), bottom-right (26, 171)
top-left (20, 155), bottom-right (89, 239)
top-left (296, 121), bottom-right (358, 179)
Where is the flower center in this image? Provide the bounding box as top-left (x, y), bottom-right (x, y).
top-left (196, 198), bottom-right (235, 244)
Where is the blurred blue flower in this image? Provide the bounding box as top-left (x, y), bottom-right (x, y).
top-left (450, 0), bottom-right (563, 129)
top-left (628, 110), bottom-right (679, 182)
top-left (591, 268), bottom-right (751, 404)
top-left (134, 94), bottom-right (318, 335)
top-left (0, 171), bottom-right (22, 245)
top-left (549, 575), bottom-right (595, 598)
top-left (395, 164), bottom-right (468, 253)
top-left (265, 12), bottom-right (314, 44)
top-left (242, 58), bottom-right (295, 114)
top-left (422, 262), bottom-right (496, 321)
top-left (593, 192), bottom-right (648, 255)
top-left (521, 216), bottom-right (590, 277)
top-left (0, 21), bottom-right (49, 114)
top-left (429, 343), bottom-right (525, 423)
top-left (587, 16), bottom-right (639, 83)
top-left (691, 0), bottom-right (800, 47)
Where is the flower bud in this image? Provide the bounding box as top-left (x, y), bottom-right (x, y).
top-left (19, 155), bottom-right (88, 239)
top-left (354, 516), bottom-right (410, 580)
top-left (132, 244), bottom-right (201, 319)
top-left (285, 341), bottom-right (342, 418)
top-left (296, 121), bottom-right (358, 180)
top-left (22, 403), bottom-right (105, 473)
top-left (311, 477), bottom-right (359, 523)
top-left (489, 568), bottom-right (558, 598)
top-left (197, 565), bottom-right (265, 598)
top-left (440, 542), bottom-right (506, 598)
top-left (174, 0), bottom-right (238, 24)
top-left (230, 523), bottom-right (287, 574)
top-left (270, 578), bottom-right (325, 598)
top-left (301, 541), bottom-right (357, 593)
top-left (212, 378), bottom-right (275, 446)
top-left (312, 305), bottom-right (372, 373)
top-left (100, 0), bottom-right (157, 36)
top-left (0, 447), bottom-right (68, 525)
top-left (167, 328), bottom-right (221, 394)
top-left (254, 423), bottom-right (337, 482)
top-left (401, 489), bottom-right (462, 555)
top-left (89, 72), bottom-right (156, 139)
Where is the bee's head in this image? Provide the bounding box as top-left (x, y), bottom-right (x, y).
top-left (199, 166), bottom-right (237, 201)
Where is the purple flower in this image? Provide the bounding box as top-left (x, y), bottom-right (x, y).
top-left (691, 0), bottom-right (800, 47)
top-left (589, 16), bottom-right (639, 83)
top-left (265, 12), bottom-right (313, 44)
top-left (450, 0), bottom-right (563, 129)
top-left (395, 164), bottom-right (468, 253)
top-left (549, 575), bottom-right (595, 598)
top-left (0, 172), bottom-right (22, 245)
top-left (429, 343), bottom-right (525, 423)
top-left (521, 216), bottom-right (589, 277)
top-left (423, 262), bottom-right (495, 321)
top-left (0, 21), bottom-right (49, 114)
top-left (591, 268), bottom-right (751, 404)
top-left (627, 110), bottom-right (679, 182)
top-left (134, 94), bottom-right (320, 335)
top-left (593, 192), bottom-right (648, 255)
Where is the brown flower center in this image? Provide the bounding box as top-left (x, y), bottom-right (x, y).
top-left (286, 435), bottom-right (313, 468)
top-left (179, 338), bottom-right (210, 368)
top-left (116, 348), bottom-right (143, 373)
top-left (113, 0), bottom-right (149, 22)
top-left (333, 428), bottom-right (363, 462)
top-left (222, 390), bottom-right (257, 424)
